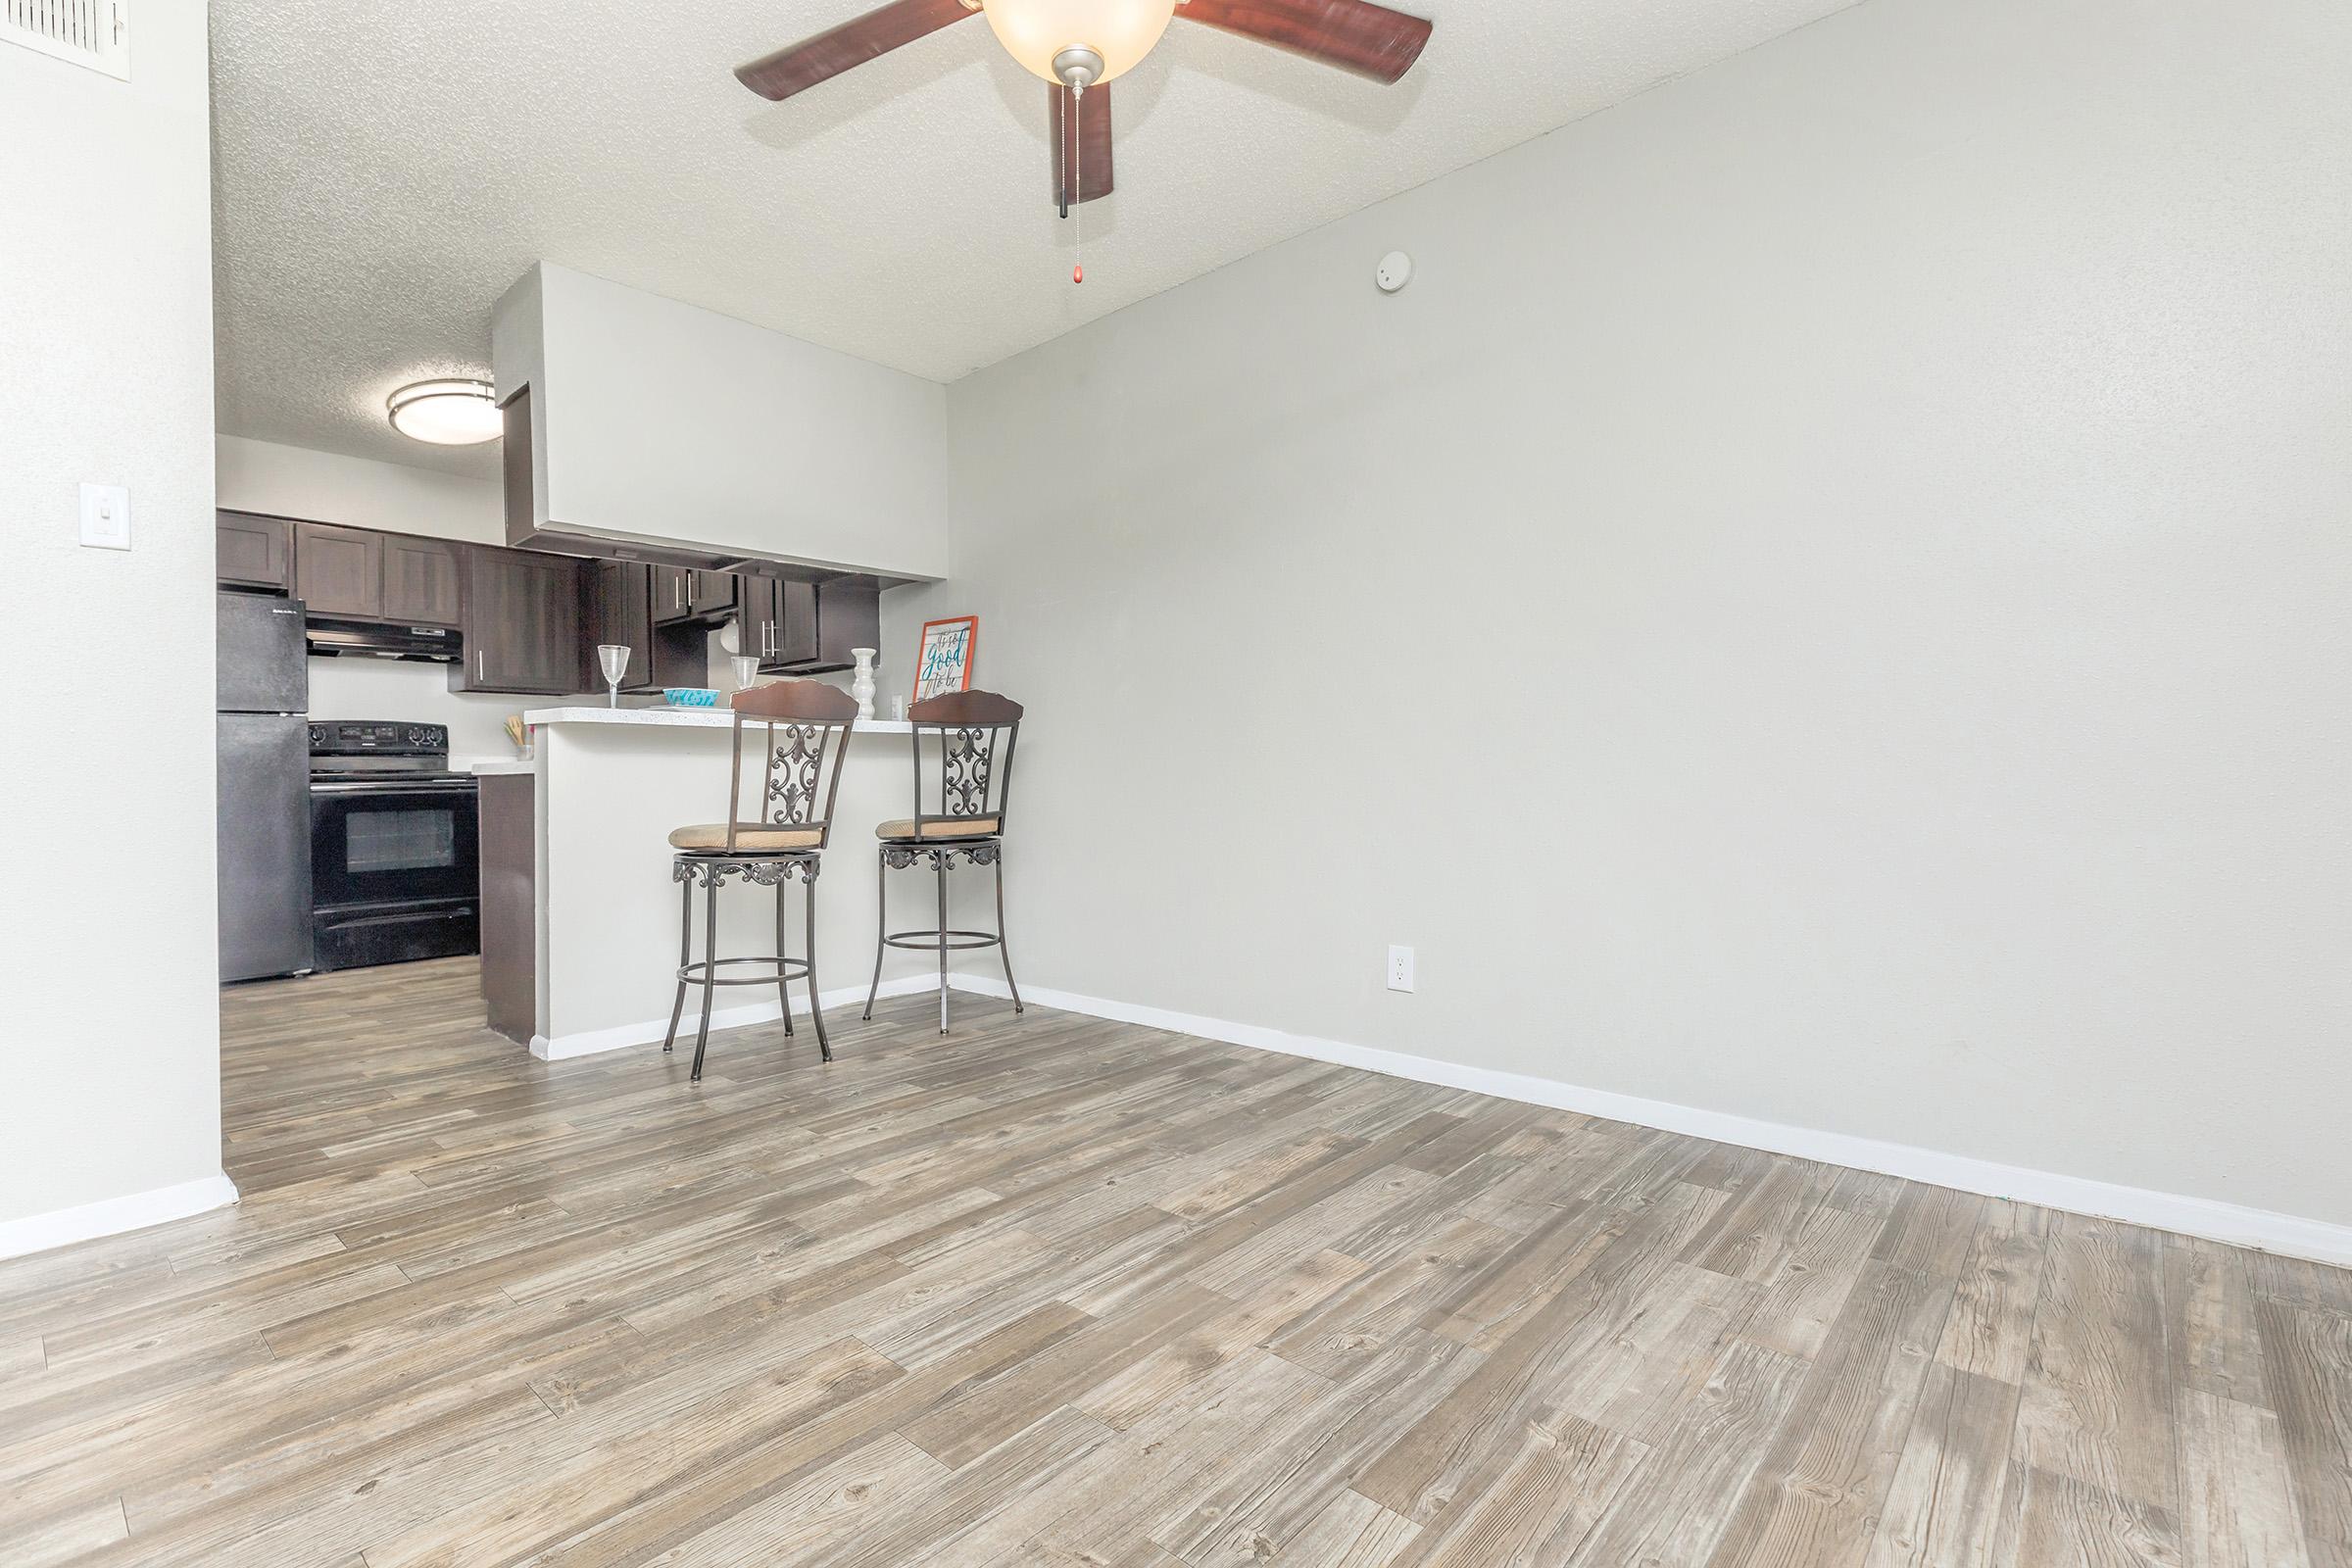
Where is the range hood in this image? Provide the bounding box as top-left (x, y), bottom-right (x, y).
top-left (306, 618), bottom-right (462, 662)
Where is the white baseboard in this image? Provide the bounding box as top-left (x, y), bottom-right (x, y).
top-left (946, 975), bottom-right (2352, 1270)
top-left (531, 975), bottom-right (940, 1061)
top-left (0, 1173), bottom-right (241, 1263)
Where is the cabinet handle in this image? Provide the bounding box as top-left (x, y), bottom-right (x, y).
top-left (476, 650), bottom-right (485, 681)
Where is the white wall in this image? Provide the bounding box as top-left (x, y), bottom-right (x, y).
top-left (886, 0), bottom-right (2352, 1233)
top-left (218, 433), bottom-right (506, 544)
top-left (0, 6), bottom-right (230, 1242)
top-left (494, 264), bottom-right (954, 580)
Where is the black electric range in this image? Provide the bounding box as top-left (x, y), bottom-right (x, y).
top-left (308, 720), bottom-right (479, 971)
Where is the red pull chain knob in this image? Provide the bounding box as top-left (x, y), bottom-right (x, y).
top-left (1073, 264), bottom-right (1084, 284)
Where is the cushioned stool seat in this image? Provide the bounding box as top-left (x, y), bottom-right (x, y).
top-left (875, 816), bottom-right (1001, 841)
top-left (668, 823), bottom-right (823, 852)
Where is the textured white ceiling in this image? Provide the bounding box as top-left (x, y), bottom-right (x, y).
top-left (210, 0), bottom-right (1855, 478)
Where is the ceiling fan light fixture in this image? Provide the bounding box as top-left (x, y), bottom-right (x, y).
top-left (982, 0), bottom-right (1175, 84)
top-left (386, 378), bottom-right (503, 445)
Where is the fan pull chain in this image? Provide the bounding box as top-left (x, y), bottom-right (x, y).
top-left (1071, 82), bottom-right (1085, 284)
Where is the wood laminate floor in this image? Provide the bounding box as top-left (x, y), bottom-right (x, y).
top-left (1, 958), bottom-right (2346, 1566)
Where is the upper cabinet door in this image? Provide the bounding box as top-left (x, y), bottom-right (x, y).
top-left (458, 547), bottom-right (582, 694)
top-left (382, 536), bottom-right (462, 627)
top-left (217, 512), bottom-right (292, 592)
top-left (734, 575), bottom-right (775, 664)
top-left (773, 579), bottom-right (820, 668)
top-left (687, 570), bottom-right (737, 619)
top-left (649, 566), bottom-right (690, 624)
top-left (748, 575), bottom-right (878, 673)
top-left (295, 522), bottom-right (385, 618)
top-left (517, 553), bottom-right (587, 693)
top-left (589, 562), bottom-right (663, 692)
top-left (814, 578), bottom-right (881, 668)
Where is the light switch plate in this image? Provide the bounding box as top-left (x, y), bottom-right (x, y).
top-left (79, 483), bottom-right (130, 550)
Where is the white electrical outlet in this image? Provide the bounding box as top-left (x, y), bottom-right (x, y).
top-left (1387, 945), bottom-right (1415, 993)
top-left (78, 483), bottom-right (130, 551)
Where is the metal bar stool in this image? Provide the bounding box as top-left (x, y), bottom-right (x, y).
top-left (662, 679), bottom-right (858, 1082)
top-left (862, 689), bottom-right (1025, 1035)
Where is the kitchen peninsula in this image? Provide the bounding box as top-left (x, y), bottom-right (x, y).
top-left (477, 706), bottom-right (950, 1057)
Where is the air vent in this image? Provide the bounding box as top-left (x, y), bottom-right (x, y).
top-left (4, 0), bottom-right (129, 80)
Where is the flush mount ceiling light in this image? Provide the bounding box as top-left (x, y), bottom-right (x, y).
top-left (386, 378), bottom-right (502, 445)
top-left (732, 0), bottom-right (1431, 220)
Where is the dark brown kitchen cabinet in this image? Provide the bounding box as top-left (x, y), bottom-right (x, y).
top-left (589, 562), bottom-right (654, 688)
top-left (217, 512), bottom-right (292, 592)
top-left (737, 574), bottom-right (779, 666)
top-left (294, 522), bottom-right (384, 619)
top-left (382, 535), bottom-right (462, 626)
top-left (588, 561), bottom-right (706, 693)
top-left (812, 577), bottom-right (882, 669)
top-left (688, 570), bottom-right (737, 619)
top-left (743, 574), bottom-right (880, 674)
top-left (760, 578), bottom-right (819, 668)
top-left (652, 566), bottom-right (694, 624)
top-left (453, 547), bottom-right (586, 695)
top-left (652, 566), bottom-right (738, 624)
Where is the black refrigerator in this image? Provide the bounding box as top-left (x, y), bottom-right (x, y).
top-left (218, 591), bottom-right (314, 981)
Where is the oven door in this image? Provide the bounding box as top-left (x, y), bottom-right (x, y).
top-left (310, 778), bottom-right (479, 908)
top-left (309, 778), bottom-right (481, 970)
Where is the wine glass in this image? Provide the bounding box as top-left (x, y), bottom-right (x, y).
top-left (597, 644), bottom-right (631, 708)
top-left (730, 654), bottom-right (760, 692)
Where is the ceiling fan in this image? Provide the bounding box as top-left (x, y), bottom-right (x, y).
top-left (733, 0), bottom-right (1434, 217)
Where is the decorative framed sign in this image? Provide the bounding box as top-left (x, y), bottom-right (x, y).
top-left (914, 615), bottom-right (977, 701)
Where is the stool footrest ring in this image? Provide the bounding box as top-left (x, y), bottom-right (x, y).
top-left (883, 928), bottom-right (1004, 952)
top-left (678, 955), bottom-right (813, 986)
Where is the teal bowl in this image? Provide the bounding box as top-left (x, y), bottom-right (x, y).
top-left (662, 687), bottom-right (720, 709)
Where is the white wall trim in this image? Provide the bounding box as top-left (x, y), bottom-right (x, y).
top-left (532, 975), bottom-right (938, 1061)
top-left (0, 1174), bottom-right (241, 1263)
top-left (946, 976), bottom-right (2352, 1269)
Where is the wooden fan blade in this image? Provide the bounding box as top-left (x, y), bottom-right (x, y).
top-left (734, 0), bottom-right (979, 101)
top-left (1049, 82), bottom-right (1113, 210)
top-left (1176, 0), bottom-right (1431, 83)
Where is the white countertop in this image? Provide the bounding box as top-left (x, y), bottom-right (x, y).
top-left (465, 759), bottom-right (534, 775)
top-left (523, 706), bottom-right (913, 735)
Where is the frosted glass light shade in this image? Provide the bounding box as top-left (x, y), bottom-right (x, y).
top-left (982, 0), bottom-right (1176, 83)
top-left (387, 378), bottom-right (503, 445)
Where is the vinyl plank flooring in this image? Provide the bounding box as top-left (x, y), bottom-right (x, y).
top-left (2016, 1215), bottom-right (2181, 1513)
top-left (2175, 1388), bottom-right (2308, 1568)
top-left (1701, 1260), bottom-right (1956, 1568)
top-left (0, 957), bottom-right (2339, 1568)
top-left (1937, 1200), bottom-right (2053, 1387)
top-left (1384, 1413), bottom-right (1645, 1568)
top-left (1996, 1461), bottom-right (2183, 1567)
top-left (1866, 1361), bottom-right (2025, 1568)
top-left (2258, 1297), bottom-right (2352, 1557)
top-left (1270, 1489), bottom-right (1420, 1567)
top-left (1565, 1338), bottom-right (1809, 1568)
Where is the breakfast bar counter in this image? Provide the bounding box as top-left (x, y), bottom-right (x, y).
top-left (476, 705), bottom-right (934, 1056)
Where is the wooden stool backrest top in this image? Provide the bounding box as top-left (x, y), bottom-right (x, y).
top-left (904, 690), bottom-right (1023, 838)
top-left (717, 679), bottom-right (860, 854)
